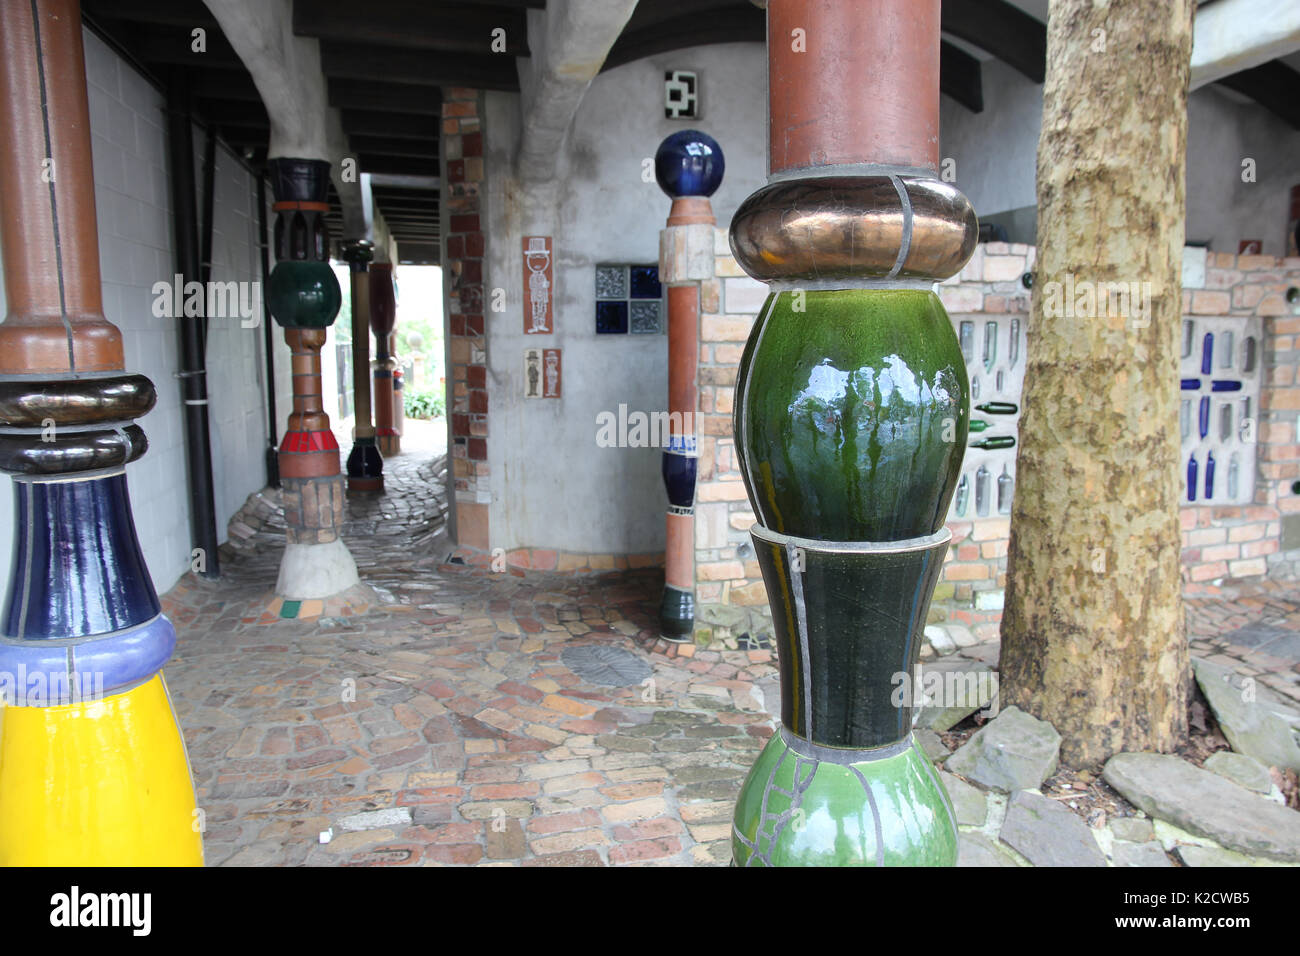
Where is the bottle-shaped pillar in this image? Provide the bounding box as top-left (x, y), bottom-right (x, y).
top-left (654, 130), bottom-right (724, 640)
top-left (728, 0), bottom-right (977, 866)
top-left (0, 0), bottom-right (201, 864)
top-left (370, 263), bottom-right (400, 459)
top-left (342, 239), bottom-right (383, 493)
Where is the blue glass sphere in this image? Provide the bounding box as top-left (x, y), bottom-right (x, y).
top-left (655, 130), bottom-right (724, 198)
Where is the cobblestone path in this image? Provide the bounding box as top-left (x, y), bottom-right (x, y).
top-left (163, 446), bottom-right (779, 866)
top-left (160, 437), bottom-right (1300, 865)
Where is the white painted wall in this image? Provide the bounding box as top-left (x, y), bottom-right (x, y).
top-left (940, 57), bottom-right (1300, 254)
top-left (483, 42), bottom-right (768, 554)
top-left (0, 29), bottom-right (281, 595)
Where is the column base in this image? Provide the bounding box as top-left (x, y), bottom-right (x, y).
top-left (659, 584), bottom-right (695, 642)
top-left (377, 430), bottom-right (400, 457)
top-left (346, 436), bottom-right (384, 495)
top-left (732, 725), bottom-right (956, 867)
top-left (275, 537), bottom-right (361, 600)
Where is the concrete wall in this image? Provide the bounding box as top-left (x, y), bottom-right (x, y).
top-left (940, 58), bottom-right (1300, 254)
top-left (0, 28), bottom-right (281, 595)
top-left (481, 42), bottom-right (768, 554)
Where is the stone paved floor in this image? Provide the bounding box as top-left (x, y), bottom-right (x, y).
top-left (160, 432), bottom-right (1300, 866)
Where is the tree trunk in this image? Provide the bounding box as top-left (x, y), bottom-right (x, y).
top-left (1000, 0), bottom-right (1195, 768)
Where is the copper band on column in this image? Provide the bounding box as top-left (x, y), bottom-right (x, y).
top-left (768, 0), bottom-right (940, 175)
top-left (0, 0), bottom-right (122, 373)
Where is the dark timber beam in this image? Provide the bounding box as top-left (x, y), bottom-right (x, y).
top-left (293, 0), bottom-right (529, 55)
top-left (328, 79), bottom-right (445, 115)
top-left (319, 42), bottom-right (519, 90)
top-left (940, 40), bottom-right (983, 113)
top-left (1217, 59), bottom-right (1300, 129)
top-left (603, 7), bottom-right (764, 72)
top-left (340, 110), bottom-right (440, 140)
top-left (941, 0), bottom-right (1047, 84)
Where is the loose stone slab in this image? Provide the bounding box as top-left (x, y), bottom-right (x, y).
top-left (1175, 844), bottom-right (1289, 867)
top-left (939, 770), bottom-right (988, 826)
top-left (1103, 752), bottom-right (1300, 862)
top-left (999, 790), bottom-right (1106, 867)
top-left (1193, 658), bottom-right (1300, 772)
top-left (337, 807), bottom-right (413, 832)
top-left (913, 660), bottom-right (998, 731)
top-left (956, 832), bottom-right (1018, 867)
top-left (1204, 751), bottom-right (1273, 793)
top-left (944, 706), bottom-right (1061, 792)
top-left (1110, 816), bottom-right (1155, 844)
top-left (916, 728), bottom-right (951, 763)
top-left (1111, 841), bottom-right (1171, 867)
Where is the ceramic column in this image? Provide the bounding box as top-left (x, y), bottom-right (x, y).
top-left (341, 238), bottom-right (383, 493)
top-left (729, 0), bottom-right (977, 865)
top-left (370, 263), bottom-right (400, 458)
top-left (655, 132), bottom-right (725, 641)
top-left (266, 158), bottom-right (359, 599)
top-left (0, 0), bottom-right (202, 864)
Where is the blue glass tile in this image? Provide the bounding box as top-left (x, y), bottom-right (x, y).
top-left (1187, 455), bottom-right (1198, 502)
top-left (1205, 451), bottom-right (1216, 500)
top-left (1180, 378), bottom-right (1201, 390)
top-left (630, 266), bottom-right (662, 299)
top-left (596, 300), bottom-right (628, 334)
top-left (1201, 333), bottom-right (1213, 375)
top-left (1198, 396), bottom-right (1210, 439)
top-left (1211, 379), bottom-right (1243, 392)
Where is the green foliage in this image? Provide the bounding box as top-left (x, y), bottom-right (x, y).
top-left (404, 387), bottom-right (445, 420)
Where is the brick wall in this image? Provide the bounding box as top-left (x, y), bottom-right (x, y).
top-left (441, 88), bottom-right (490, 548)
top-left (691, 238), bottom-right (1300, 647)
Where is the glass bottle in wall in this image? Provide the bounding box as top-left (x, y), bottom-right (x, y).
top-left (955, 474), bottom-right (970, 516)
top-left (1227, 453), bottom-right (1239, 499)
top-left (997, 465), bottom-right (1013, 515)
top-left (1009, 318), bottom-right (1020, 366)
top-left (975, 464), bottom-right (990, 517)
top-left (959, 321), bottom-right (974, 363)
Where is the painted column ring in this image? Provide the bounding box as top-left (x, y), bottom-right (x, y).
top-left (729, 177), bottom-right (978, 282)
top-left (0, 614), bottom-right (176, 704)
top-left (0, 374), bottom-right (156, 426)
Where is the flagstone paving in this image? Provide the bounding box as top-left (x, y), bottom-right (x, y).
top-left (159, 439), bottom-right (1300, 866)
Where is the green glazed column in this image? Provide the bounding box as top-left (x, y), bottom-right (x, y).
top-left (729, 0), bottom-right (978, 866)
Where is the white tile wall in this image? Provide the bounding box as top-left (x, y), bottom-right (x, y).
top-left (0, 29), bottom-right (283, 595)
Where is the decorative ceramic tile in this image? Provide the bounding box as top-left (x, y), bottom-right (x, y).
top-left (542, 348), bottom-right (561, 398)
top-left (595, 265), bottom-right (626, 299)
top-left (524, 348), bottom-right (543, 399)
top-left (665, 69), bottom-right (698, 120)
top-left (523, 236), bottom-right (552, 334)
top-left (596, 301), bottom-right (628, 334)
top-left (630, 300), bottom-right (662, 334)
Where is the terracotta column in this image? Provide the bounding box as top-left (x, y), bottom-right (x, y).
top-left (0, 0), bottom-right (201, 864)
top-left (655, 131), bottom-right (724, 641)
top-left (370, 264), bottom-right (400, 458)
top-left (729, 0), bottom-right (977, 866)
top-left (266, 158), bottom-right (359, 599)
top-left (341, 238), bottom-right (383, 493)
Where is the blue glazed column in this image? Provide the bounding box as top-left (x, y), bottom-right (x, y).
top-left (728, 0), bottom-right (979, 866)
top-left (655, 131), bottom-right (724, 641)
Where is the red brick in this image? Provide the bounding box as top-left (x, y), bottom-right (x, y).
top-left (608, 837), bottom-right (682, 864)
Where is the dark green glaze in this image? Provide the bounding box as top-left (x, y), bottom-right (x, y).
top-left (733, 290), bottom-right (967, 542)
top-left (732, 732), bottom-right (957, 867)
top-left (752, 532), bottom-right (948, 749)
top-left (659, 586), bottom-right (694, 641)
top-left (268, 260), bottom-right (342, 329)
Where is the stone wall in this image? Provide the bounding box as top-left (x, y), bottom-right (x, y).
top-left (692, 241), bottom-right (1300, 647)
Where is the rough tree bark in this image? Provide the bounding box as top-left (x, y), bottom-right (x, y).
top-left (1000, 0), bottom-right (1196, 767)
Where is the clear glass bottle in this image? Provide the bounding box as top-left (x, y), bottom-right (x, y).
top-left (975, 464), bottom-right (990, 517)
top-left (954, 474), bottom-right (969, 517)
top-left (997, 465), bottom-right (1013, 515)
